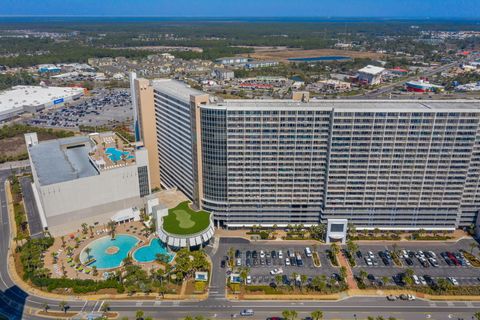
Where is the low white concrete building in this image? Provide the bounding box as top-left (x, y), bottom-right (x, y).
top-left (26, 131), bottom-right (151, 236)
top-left (0, 85), bottom-right (84, 122)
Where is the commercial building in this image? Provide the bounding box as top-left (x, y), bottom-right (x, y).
top-left (25, 131), bottom-right (151, 236)
top-left (216, 57), bottom-right (249, 65)
top-left (357, 65), bottom-right (385, 85)
top-left (245, 60), bottom-right (279, 69)
top-left (0, 85), bottom-right (85, 122)
top-left (406, 80), bottom-right (444, 93)
top-left (133, 78), bottom-right (480, 231)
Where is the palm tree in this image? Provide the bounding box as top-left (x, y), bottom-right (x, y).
top-left (108, 221), bottom-right (117, 240)
top-left (89, 225), bottom-right (95, 237)
top-left (359, 269), bottom-right (368, 284)
top-left (81, 223), bottom-right (88, 234)
top-left (42, 303), bottom-right (49, 313)
top-left (59, 301), bottom-right (68, 314)
top-left (275, 274), bottom-right (282, 287)
top-left (85, 247), bottom-right (92, 260)
top-left (282, 310), bottom-right (298, 320)
top-left (470, 242), bottom-right (477, 254)
top-left (311, 310), bottom-right (324, 320)
top-left (381, 276), bottom-right (390, 286)
top-left (101, 302), bottom-right (110, 314)
top-left (136, 309), bottom-right (145, 320)
top-left (60, 236), bottom-right (66, 248)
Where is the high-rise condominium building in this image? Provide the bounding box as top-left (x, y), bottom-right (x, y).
top-left (134, 78), bottom-right (480, 231)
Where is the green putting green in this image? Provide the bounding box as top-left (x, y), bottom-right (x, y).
top-left (162, 201), bottom-right (211, 235)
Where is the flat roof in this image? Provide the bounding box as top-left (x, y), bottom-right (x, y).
top-left (152, 79), bottom-right (205, 103)
top-left (0, 85), bottom-right (84, 114)
top-left (358, 65), bottom-right (385, 75)
top-left (29, 136), bottom-right (98, 186)
top-left (208, 99), bottom-right (480, 112)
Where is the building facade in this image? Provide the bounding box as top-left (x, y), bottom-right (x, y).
top-left (136, 78), bottom-right (480, 230)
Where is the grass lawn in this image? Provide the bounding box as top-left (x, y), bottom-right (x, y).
top-left (162, 201), bottom-right (211, 235)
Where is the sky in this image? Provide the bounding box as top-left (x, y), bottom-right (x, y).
top-left (1, 0), bottom-right (480, 18)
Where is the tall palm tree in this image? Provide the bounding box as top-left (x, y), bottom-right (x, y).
top-left (108, 221), bottom-right (117, 240)
top-left (136, 309), bottom-right (145, 320)
top-left (42, 303), bottom-right (49, 313)
top-left (85, 247), bottom-right (92, 260)
top-left (470, 242), bottom-right (477, 254)
top-left (59, 301), bottom-right (68, 314)
top-left (311, 310), bottom-right (323, 320)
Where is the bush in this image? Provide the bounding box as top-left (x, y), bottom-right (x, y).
top-left (245, 285), bottom-right (282, 295)
top-left (194, 281), bottom-right (206, 293)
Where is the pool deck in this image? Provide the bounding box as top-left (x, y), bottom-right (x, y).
top-left (89, 132), bottom-right (136, 170)
top-left (44, 221), bottom-right (169, 281)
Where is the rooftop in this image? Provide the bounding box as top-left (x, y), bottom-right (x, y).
top-left (209, 99), bottom-right (480, 112)
top-left (152, 79), bottom-right (205, 103)
top-left (0, 85), bottom-right (84, 114)
top-left (29, 135), bottom-right (98, 186)
top-left (162, 201), bottom-right (211, 236)
top-left (29, 132), bottom-right (136, 186)
top-left (358, 65), bottom-right (385, 75)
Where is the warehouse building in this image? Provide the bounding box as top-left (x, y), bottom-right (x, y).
top-left (133, 78), bottom-right (480, 231)
top-left (0, 85), bottom-right (85, 122)
top-left (25, 131), bottom-right (151, 236)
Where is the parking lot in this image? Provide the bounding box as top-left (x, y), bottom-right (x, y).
top-left (218, 241), bottom-right (340, 286)
top-left (215, 238), bottom-right (480, 289)
top-left (28, 88), bottom-right (133, 128)
top-left (352, 240), bottom-right (480, 287)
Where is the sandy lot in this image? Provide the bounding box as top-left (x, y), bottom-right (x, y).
top-left (250, 48), bottom-right (385, 62)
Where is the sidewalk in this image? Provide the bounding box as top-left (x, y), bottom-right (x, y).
top-left (337, 252), bottom-right (357, 290)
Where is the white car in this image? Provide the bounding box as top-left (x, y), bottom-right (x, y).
top-left (428, 251), bottom-right (437, 258)
top-left (236, 258), bottom-right (242, 266)
top-left (278, 250), bottom-right (284, 259)
top-left (368, 251), bottom-right (375, 259)
top-left (448, 277), bottom-right (459, 286)
top-left (407, 294), bottom-right (416, 301)
top-left (240, 309), bottom-right (254, 317)
top-left (270, 268), bottom-right (284, 275)
top-left (418, 275), bottom-right (427, 285)
top-left (260, 250), bottom-right (265, 258)
top-left (285, 258), bottom-right (291, 266)
top-left (305, 247), bottom-right (312, 257)
top-left (246, 275), bottom-right (252, 284)
top-left (413, 274), bottom-right (420, 285)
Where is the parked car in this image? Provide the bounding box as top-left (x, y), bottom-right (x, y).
top-left (448, 277), bottom-right (459, 286)
top-left (246, 275), bottom-right (252, 284)
top-left (305, 247), bottom-right (312, 257)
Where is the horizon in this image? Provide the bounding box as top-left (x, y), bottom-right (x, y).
top-left (2, 0), bottom-right (480, 19)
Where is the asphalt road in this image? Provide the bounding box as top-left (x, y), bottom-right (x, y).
top-left (19, 176), bottom-right (43, 239)
top-left (1, 167), bottom-right (480, 319)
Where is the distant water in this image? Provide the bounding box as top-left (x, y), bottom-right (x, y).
top-left (288, 56), bottom-right (351, 62)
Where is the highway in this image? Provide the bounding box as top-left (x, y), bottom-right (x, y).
top-left (1, 167), bottom-right (480, 319)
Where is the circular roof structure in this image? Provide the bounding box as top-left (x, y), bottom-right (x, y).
top-left (158, 201), bottom-right (214, 248)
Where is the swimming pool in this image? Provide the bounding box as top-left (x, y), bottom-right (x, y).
top-left (288, 56), bottom-right (351, 62)
top-left (105, 147), bottom-right (134, 162)
top-left (133, 238), bottom-right (175, 263)
top-left (80, 235), bottom-right (139, 269)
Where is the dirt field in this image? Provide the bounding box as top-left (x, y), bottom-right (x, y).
top-left (0, 132), bottom-right (62, 157)
top-left (250, 48), bottom-right (385, 62)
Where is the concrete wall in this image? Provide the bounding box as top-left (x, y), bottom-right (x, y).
top-left (135, 78), bottom-right (161, 189)
top-left (38, 165), bottom-right (140, 218)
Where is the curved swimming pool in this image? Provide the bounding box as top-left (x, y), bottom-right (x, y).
top-left (80, 235), bottom-right (139, 269)
top-left (133, 238), bottom-right (175, 263)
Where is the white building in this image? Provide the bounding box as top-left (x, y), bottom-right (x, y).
top-left (0, 85), bottom-right (84, 122)
top-left (25, 131), bottom-right (151, 236)
top-left (357, 65), bottom-right (385, 85)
